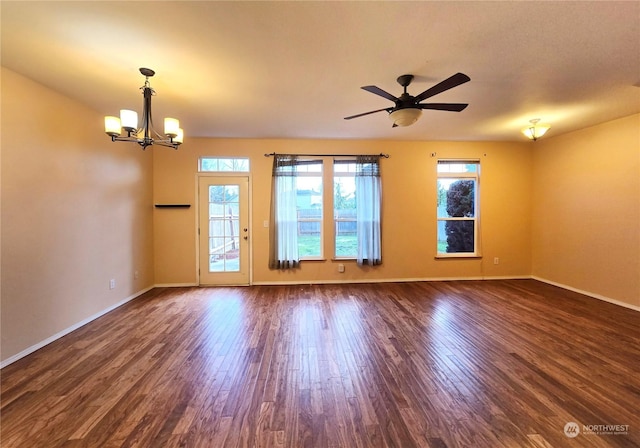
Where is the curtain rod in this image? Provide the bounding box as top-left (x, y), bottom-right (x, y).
top-left (264, 152), bottom-right (389, 158)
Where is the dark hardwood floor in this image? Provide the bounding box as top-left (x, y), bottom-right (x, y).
top-left (2, 280), bottom-right (639, 447)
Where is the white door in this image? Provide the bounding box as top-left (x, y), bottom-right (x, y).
top-left (198, 176), bottom-right (249, 285)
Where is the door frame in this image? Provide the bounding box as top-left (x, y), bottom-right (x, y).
top-left (196, 173), bottom-right (252, 286)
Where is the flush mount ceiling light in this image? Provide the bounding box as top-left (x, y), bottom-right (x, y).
top-left (104, 68), bottom-right (183, 150)
top-left (522, 118), bottom-right (550, 141)
top-left (388, 108), bottom-right (423, 127)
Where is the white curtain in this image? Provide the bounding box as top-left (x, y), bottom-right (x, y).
top-left (356, 155), bottom-right (382, 266)
top-left (269, 155), bottom-right (300, 269)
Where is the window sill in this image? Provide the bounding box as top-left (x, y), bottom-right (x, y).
top-left (435, 254), bottom-right (482, 260)
top-left (299, 257), bottom-right (326, 262)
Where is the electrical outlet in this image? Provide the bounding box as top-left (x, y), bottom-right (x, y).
top-left (109, 279), bottom-right (116, 289)
top-left (338, 263), bottom-right (345, 273)
top-left (134, 270), bottom-right (139, 279)
top-left (493, 257), bottom-right (500, 265)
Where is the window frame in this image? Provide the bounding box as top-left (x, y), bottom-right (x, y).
top-left (436, 160), bottom-right (481, 258)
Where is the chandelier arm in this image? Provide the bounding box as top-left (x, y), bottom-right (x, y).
top-left (114, 136), bottom-right (178, 149)
top-left (111, 135), bottom-right (143, 144)
top-left (150, 126), bottom-right (166, 140)
top-left (153, 140), bottom-right (180, 150)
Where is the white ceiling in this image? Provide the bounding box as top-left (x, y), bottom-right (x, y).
top-left (2, 1), bottom-right (639, 142)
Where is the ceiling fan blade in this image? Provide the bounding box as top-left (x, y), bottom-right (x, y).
top-left (361, 85), bottom-right (399, 102)
top-left (418, 103), bottom-right (469, 112)
top-left (414, 72), bottom-right (471, 103)
top-left (344, 107), bottom-right (392, 120)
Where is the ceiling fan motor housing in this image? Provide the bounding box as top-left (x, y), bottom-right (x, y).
top-left (396, 93), bottom-right (418, 109)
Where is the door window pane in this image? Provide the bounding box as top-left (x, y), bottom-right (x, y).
top-left (208, 185), bottom-right (240, 272)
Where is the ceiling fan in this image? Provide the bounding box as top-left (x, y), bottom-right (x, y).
top-left (344, 72), bottom-right (471, 127)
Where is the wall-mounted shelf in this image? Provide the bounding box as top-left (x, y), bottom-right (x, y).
top-left (154, 204), bottom-right (191, 209)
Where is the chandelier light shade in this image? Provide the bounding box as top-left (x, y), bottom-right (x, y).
top-left (388, 108), bottom-right (422, 127)
top-left (104, 68), bottom-right (183, 150)
top-left (522, 118), bottom-right (550, 141)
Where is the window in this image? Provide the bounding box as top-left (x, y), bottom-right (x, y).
top-left (199, 157), bottom-right (249, 172)
top-left (437, 160), bottom-right (479, 256)
top-left (295, 161), bottom-right (323, 259)
top-left (269, 155), bottom-right (381, 269)
top-left (333, 161), bottom-right (357, 257)
top-left (333, 157), bottom-right (382, 265)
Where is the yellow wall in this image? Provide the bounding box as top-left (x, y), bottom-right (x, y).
top-left (532, 114), bottom-right (640, 307)
top-left (1, 68), bottom-right (155, 364)
top-left (153, 139), bottom-right (532, 285)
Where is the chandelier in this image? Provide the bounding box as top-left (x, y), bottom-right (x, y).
top-left (104, 68), bottom-right (183, 150)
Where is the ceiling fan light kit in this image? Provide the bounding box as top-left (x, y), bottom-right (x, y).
top-left (522, 118), bottom-right (550, 141)
top-left (104, 68), bottom-right (184, 150)
top-left (344, 72), bottom-right (470, 128)
top-left (389, 108), bottom-right (422, 127)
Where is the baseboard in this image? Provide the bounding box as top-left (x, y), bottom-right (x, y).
top-left (154, 283), bottom-right (198, 288)
top-left (251, 275), bottom-right (530, 286)
top-left (0, 285), bottom-right (154, 369)
top-left (531, 276), bottom-right (640, 312)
